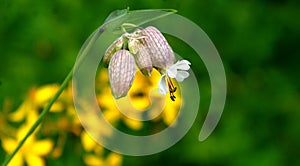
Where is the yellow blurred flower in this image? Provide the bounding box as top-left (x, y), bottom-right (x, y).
top-left (81, 131), bottom-right (122, 166)
top-left (8, 84), bottom-right (71, 124)
top-left (83, 153), bottom-right (122, 166)
top-left (127, 69), bottom-right (159, 110)
top-left (0, 98), bottom-right (17, 138)
top-left (96, 67), bottom-right (182, 130)
top-left (2, 82), bottom-right (81, 162)
top-left (81, 131), bottom-right (104, 154)
top-left (30, 84), bottom-right (68, 112)
top-left (1, 122), bottom-right (53, 166)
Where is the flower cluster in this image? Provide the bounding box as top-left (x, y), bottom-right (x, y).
top-left (104, 26), bottom-right (191, 101)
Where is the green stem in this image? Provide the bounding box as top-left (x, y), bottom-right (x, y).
top-left (2, 26), bottom-right (101, 166)
top-left (121, 23), bottom-right (138, 33)
top-left (2, 70), bottom-right (72, 166)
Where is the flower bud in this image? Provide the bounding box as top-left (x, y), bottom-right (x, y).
top-left (103, 37), bottom-right (123, 68)
top-left (139, 26), bottom-right (176, 72)
top-left (128, 38), bottom-right (153, 76)
top-left (108, 50), bottom-right (136, 99)
top-left (128, 38), bottom-right (139, 54)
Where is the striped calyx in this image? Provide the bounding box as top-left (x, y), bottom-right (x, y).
top-left (103, 37), bottom-right (123, 67)
top-left (108, 50), bottom-right (136, 99)
top-left (139, 26), bottom-right (176, 73)
top-left (128, 38), bottom-right (153, 76)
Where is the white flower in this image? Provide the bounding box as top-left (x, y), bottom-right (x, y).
top-left (158, 60), bottom-right (191, 101)
top-left (166, 60), bottom-right (191, 82)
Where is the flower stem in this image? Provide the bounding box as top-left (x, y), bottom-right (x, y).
top-left (121, 23), bottom-right (138, 33)
top-left (2, 70), bottom-right (72, 166)
top-left (2, 25), bottom-right (101, 166)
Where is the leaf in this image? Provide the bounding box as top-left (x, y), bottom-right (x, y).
top-left (100, 8), bottom-right (177, 34)
top-left (104, 8), bottom-right (129, 23)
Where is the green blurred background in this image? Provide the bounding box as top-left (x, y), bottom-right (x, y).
top-left (1, 0), bottom-right (300, 165)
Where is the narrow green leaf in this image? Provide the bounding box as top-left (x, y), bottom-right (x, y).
top-left (100, 8), bottom-right (177, 34)
top-left (104, 8), bottom-right (129, 23)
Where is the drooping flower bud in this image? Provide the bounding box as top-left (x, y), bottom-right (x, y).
top-left (139, 26), bottom-right (176, 73)
top-left (128, 38), bottom-right (139, 54)
top-left (108, 50), bottom-right (136, 99)
top-left (103, 37), bottom-right (123, 67)
top-left (128, 38), bottom-right (153, 76)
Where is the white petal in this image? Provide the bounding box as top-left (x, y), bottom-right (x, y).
top-left (174, 60), bottom-right (191, 71)
top-left (167, 66), bottom-right (177, 78)
top-left (158, 75), bottom-right (168, 95)
top-left (175, 71), bottom-right (190, 82)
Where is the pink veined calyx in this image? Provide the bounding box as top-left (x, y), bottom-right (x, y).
top-left (103, 23), bottom-right (191, 101)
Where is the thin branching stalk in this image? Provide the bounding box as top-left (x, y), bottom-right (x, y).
top-left (2, 27), bottom-right (101, 166)
top-left (2, 70), bottom-right (72, 166)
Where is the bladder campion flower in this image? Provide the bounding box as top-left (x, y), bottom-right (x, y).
top-left (158, 60), bottom-right (191, 101)
top-left (103, 25), bottom-right (191, 101)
